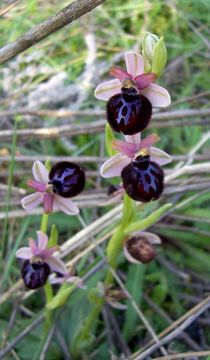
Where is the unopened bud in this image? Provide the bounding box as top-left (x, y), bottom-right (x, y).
top-left (142, 32), bottom-right (159, 62)
top-left (142, 32), bottom-right (167, 77)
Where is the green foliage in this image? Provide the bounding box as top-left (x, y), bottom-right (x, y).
top-left (123, 264), bottom-right (145, 340)
top-left (1, 0), bottom-right (210, 358)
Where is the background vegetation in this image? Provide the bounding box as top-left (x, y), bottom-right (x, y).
top-left (0, 0), bottom-right (210, 359)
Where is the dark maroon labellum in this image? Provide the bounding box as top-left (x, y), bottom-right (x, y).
top-left (21, 260), bottom-right (51, 289)
top-left (107, 184), bottom-right (121, 196)
top-left (121, 155), bottom-right (164, 202)
top-left (106, 87), bottom-right (152, 135)
top-left (49, 161), bottom-right (85, 198)
top-left (126, 237), bottom-right (155, 263)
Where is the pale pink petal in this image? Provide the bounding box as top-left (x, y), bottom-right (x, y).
top-left (16, 247), bottom-right (33, 260)
top-left (32, 160), bottom-right (49, 183)
top-left (67, 276), bottom-right (85, 289)
top-left (94, 79), bottom-right (121, 101)
top-left (37, 231), bottom-right (48, 252)
top-left (124, 245), bottom-right (141, 264)
top-left (29, 239), bottom-right (38, 255)
top-left (151, 147), bottom-right (172, 166)
top-left (125, 52), bottom-right (144, 77)
top-left (141, 83), bottom-right (171, 107)
top-left (112, 140), bottom-right (136, 157)
top-left (124, 133), bottom-right (141, 147)
top-left (45, 256), bottom-right (67, 274)
top-left (21, 192), bottom-right (44, 211)
top-left (100, 154), bottom-right (131, 178)
top-left (54, 195), bottom-right (79, 215)
top-left (135, 73), bottom-right (157, 90)
top-left (109, 301), bottom-right (127, 310)
top-left (110, 67), bottom-right (132, 82)
top-left (132, 231), bottom-right (161, 245)
top-left (27, 179), bottom-right (46, 192)
top-left (138, 134), bottom-right (160, 150)
top-left (43, 193), bottom-right (54, 214)
top-left (49, 276), bottom-right (64, 284)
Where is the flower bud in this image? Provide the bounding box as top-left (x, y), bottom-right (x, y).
top-left (124, 231), bottom-right (161, 264)
top-left (142, 32), bottom-right (167, 77)
top-left (151, 36), bottom-right (167, 77)
top-left (142, 32), bottom-right (159, 62)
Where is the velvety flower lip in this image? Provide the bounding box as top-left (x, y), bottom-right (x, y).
top-left (100, 132), bottom-right (172, 179)
top-left (124, 231), bottom-right (161, 264)
top-left (21, 160), bottom-right (80, 215)
top-left (95, 52), bottom-right (171, 107)
top-left (16, 231), bottom-right (67, 274)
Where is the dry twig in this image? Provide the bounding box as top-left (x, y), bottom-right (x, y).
top-left (0, 0), bottom-right (107, 64)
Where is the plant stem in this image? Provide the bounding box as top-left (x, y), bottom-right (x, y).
top-left (74, 196), bottom-right (134, 351)
top-left (40, 212), bottom-right (53, 325)
top-left (41, 213), bottom-right (49, 234)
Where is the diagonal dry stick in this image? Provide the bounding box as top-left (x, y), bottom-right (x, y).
top-left (0, 0), bottom-right (107, 64)
top-left (131, 295), bottom-right (210, 360)
top-left (154, 350), bottom-right (210, 360)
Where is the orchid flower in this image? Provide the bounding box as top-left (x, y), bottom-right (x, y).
top-left (21, 161), bottom-right (80, 215)
top-left (95, 52), bottom-right (171, 108)
top-left (16, 231), bottom-right (67, 274)
top-left (100, 132), bottom-right (172, 178)
top-left (124, 231), bottom-right (161, 264)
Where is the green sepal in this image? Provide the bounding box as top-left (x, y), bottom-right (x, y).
top-left (151, 36), bottom-right (167, 77)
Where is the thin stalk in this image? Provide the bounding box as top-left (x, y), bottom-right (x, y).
top-left (40, 212), bottom-right (53, 325)
top-left (73, 196), bottom-right (134, 351)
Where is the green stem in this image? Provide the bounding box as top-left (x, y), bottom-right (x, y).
top-left (40, 213), bottom-right (53, 325)
top-left (74, 196), bottom-right (134, 352)
top-left (41, 213), bottom-right (49, 233)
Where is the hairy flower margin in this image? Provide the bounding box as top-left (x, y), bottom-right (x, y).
top-left (100, 132), bottom-right (172, 178)
top-left (21, 161), bottom-right (80, 215)
top-left (94, 51), bottom-right (171, 108)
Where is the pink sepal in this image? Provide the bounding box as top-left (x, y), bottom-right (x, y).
top-left (135, 73), bottom-right (157, 90)
top-left (110, 67), bottom-right (132, 82)
top-left (41, 247), bottom-right (58, 258)
top-left (29, 239), bottom-right (38, 255)
top-left (138, 134), bottom-right (160, 150)
top-left (43, 193), bottom-right (54, 214)
top-left (112, 140), bottom-right (136, 158)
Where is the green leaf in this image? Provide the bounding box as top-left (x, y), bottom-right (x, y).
top-left (123, 264), bottom-right (145, 340)
top-left (48, 224), bottom-right (58, 247)
top-left (151, 272), bottom-right (168, 305)
top-left (125, 203), bottom-right (172, 234)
